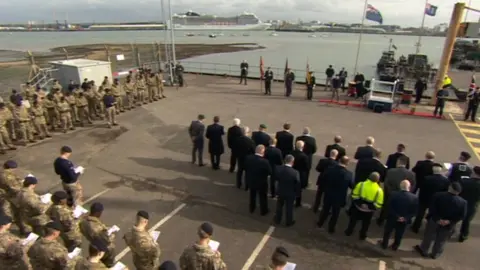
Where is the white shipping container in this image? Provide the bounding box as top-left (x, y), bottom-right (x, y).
top-left (49, 59), bottom-right (113, 89)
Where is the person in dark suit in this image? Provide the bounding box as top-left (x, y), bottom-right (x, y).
top-left (205, 116), bottom-right (225, 170)
top-left (275, 123), bottom-right (294, 158)
top-left (324, 135), bottom-right (346, 160)
top-left (188, 114), bottom-right (206, 166)
top-left (411, 163), bottom-right (449, 233)
top-left (379, 180), bottom-right (418, 250)
top-left (264, 138), bottom-right (284, 198)
top-left (317, 156), bottom-right (353, 233)
top-left (227, 118), bottom-right (243, 173)
top-left (448, 151), bottom-right (473, 182)
top-left (458, 166), bottom-right (480, 242)
top-left (354, 136), bottom-right (376, 160)
top-left (295, 127), bottom-right (317, 182)
top-left (291, 140), bottom-right (309, 207)
top-left (245, 145), bottom-right (272, 215)
top-left (312, 149), bottom-right (338, 213)
top-left (354, 148), bottom-right (386, 184)
top-left (385, 143), bottom-right (410, 170)
top-left (412, 151), bottom-right (435, 194)
top-left (234, 126), bottom-right (256, 190)
top-left (274, 155), bottom-right (300, 226)
top-left (251, 124), bottom-right (271, 147)
top-left (414, 182), bottom-right (467, 259)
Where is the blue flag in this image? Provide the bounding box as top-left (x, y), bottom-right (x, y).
top-left (366, 4), bottom-right (383, 24)
top-left (425, 3), bottom-right (438, 17)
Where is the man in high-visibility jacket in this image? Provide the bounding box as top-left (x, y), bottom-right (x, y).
top-left (442, 75), bottom-right (452, 88)
top-left (345, 172), bottom-right (384, 240)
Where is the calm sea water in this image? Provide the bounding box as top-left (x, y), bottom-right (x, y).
top-left (0, 31), bottom-right (445, 78)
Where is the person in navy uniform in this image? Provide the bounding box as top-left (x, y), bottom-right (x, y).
top-left (245, 145), bottom-right (271, 215)
top-left (274, 155), bottom-right (300, 226)
top-left (415, 182), bottom-right (467, 259)
top-left (411, 151), bottom-right (435, 194)
top-left (458, 166), bottom-right (480, 242)
top-left (275, 123), bottom-right (294, 158)
top-left (240, 60), bottom-right (249, 85)
top-left (284, 69), bottom-right (295, 97)
top-left (312, 149), bottom-right (338, 213)
top-left (411, 163), bottom-right (449, 233)
top-left (414, 78), bottom-right (427, 104)
top-left (205, 116), bottom-right (224, 170)
top-left (385, 143), bottom-right (410, 170)
top-left (317, 156), bottom-right (353, 233)
top-left (433, 86), bottom-right (449, 118)
top-left (324, 135), bottom-right (346, 160)
top-left (379, 180), bottom-right (418, 250)
top-left (354, 136), bottom-right (376, 160)
top-left (234, 126), bottom-right (256, 189)
top-left (324, 65), bottom-right (335, 91)
top-left (188, 114), bottom-right (206, 166)
top-left (338, 68), bottom-right (348, 91)
top-left (464, 87), bottom-right (480, 122)
top-left (295, 127), bottom-right (317, 186)
top-left (251, 124), bottom-right (271, 147)
top-left (306, 71), bottom-right (316, 100)
top-left (448, 151), bottom-right (472, 182)
top-left (53, 146), bottom-right (83, 207)
top-left (291, 140), bottom-right (309, 207)
top-left (354, 148), bottom-right (386, 184)
top-left (264, 138), bottom-right (283, 198)
top-left (264, 67), bottom-right (274, 95)
top-left (227, 118), bottom-right (242, 173)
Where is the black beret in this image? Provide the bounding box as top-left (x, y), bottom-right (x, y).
top-left (474, 166), bottom-right (480, 175)
top-left (90, 238), bottom-right (109, 252)
top-left (137, 210), bottom-right (149, 220)
top-left (4, 160), bottom-right (17, 169)
top-left (52, 191), bottom-right (68, 202)
top-left (45, 221), bottom-right (63, 231)
top-left (0, 215), bottom-right (13, 226)
top-left (461, 151), bottom-right (472, 160)
top-left (90, 202), bottom-right (104, 213)
top-left (275, 246), bottom-right (289, 257)
top-left (60, 146), bottom-right (72, 153)
top-left (198, 114), bottom-right (205, 120)
top-left (0, 103), bottom-right (4, 108)
top-left (200, 222), bottom-right (213, 236)
top-left (158, 260), bottom-right (177, 270)
top-left (451, 182), bottom-right (463, 193)
top-left (24, 176), bottom-right (38, 186)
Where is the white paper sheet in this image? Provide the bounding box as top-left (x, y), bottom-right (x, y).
top-left (150, 230), bottom-right (161, 241)
top-left (208, 240), bottom-right (220, 251)
top-left (108, 225), bottom-right (120, 235)
top-left (444, 163), bottom-right (452, 170)
top-left (40, 193), bottom-right (52, 204)
top-left (22, 233), bottom-right (39, 246)
top-left (109, 262), bottom-right (127, 270)
top-left (284, 262), bottom-right (296, 270)
top-left (74, 166), bottom-right (85, 174)
top-left (73, 205), bottom-right (88, 218)
top-left (68, 247), bottom-right (82, 259)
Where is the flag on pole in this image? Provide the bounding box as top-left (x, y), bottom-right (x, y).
top-left (366, 4), bottom-right (383, 24)
top-left (425, 3), bottom-right (438, 17)
top-left (306, 59), bottom-right (311, 85)
top-left (260, 56), bottom-right (265, 79)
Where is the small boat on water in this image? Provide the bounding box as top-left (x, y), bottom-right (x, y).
top-left (270, 32), bottom-right (278, 36)
top-left (308, 34), bottom-right (316, 38)
top-left (230, 34), bottom-right (237, 36)
top-left (208, 34), bottom-right (217, 38)
top-left (185, 33), bottom-right (195, 37)
top-left (242, 33), bottom-right (250, 36)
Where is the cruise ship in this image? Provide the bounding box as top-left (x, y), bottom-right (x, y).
top-left (171, 11), bottom-right (271, 31)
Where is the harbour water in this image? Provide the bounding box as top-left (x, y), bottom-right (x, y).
top-left (0, 30), bottom-right (446, 78)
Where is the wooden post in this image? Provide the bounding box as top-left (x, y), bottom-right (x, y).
top-left (430, 2), bottom-right (465, 105)
top-left (62, 48), bottom-right (69, 60)
top-left (26, 50), bottom-right (40, 82)
top-left (155, 42), bottom-right (162, 72)
top-left (130, 43), bottom-right (136, 67)
top-left (104, 45), bottom-right (115, 74)
top-left (133, 44), bottom-right (141, 68)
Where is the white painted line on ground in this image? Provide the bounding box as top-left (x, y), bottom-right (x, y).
top-left (114, 203), bottom-right (187, 262)
top-left (379, 260), bottom-right (386, 270)
top-left (241, 226), bottom-right (276, 270)
top-left (82, 188), bottom-right (113, 205)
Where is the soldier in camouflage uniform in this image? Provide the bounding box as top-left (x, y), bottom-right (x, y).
top-left (0, 102), bottom-right (17, 141)
top-left (65, 92), bottom-right (79, 123)
top-left (156, 70), bottom-right (166, 99)
top-left (23, 82), bottom-right (36, 104)
top-left (179, 222), bottom-right (227, 270)
top-left (0, 215), bottom-right (32, 270)
top-left (75, 92), bottom-right (92, 126)
top-left (30, 100), bottom-right (51, 139)
top-left (47, 191), bottom-right (82, 252)
top-left (146, 72), bottom-right (158, 102)
top-left (0, 103), bottom-right (17, 153)
top-left (27, 221), bottom-right (76, 270)
top-left (17, 176), bottom-right (51, 236)
top-left (43, 94), bottom-right (58, 130)
top-left (136, 74), bottom-right (148, 105)
top-left (96, 84), bottom-right (106, 119)
top-left (52, 80), bottom-right (63, 93)
top-left (101, 76), bottom-right (111, 89)
top-left (0, 161), bottom-right (26, 235)
top-left (13, 99), bottom-right (35, 145)
top-left (84, 85), bottom-right (98, 119)
top-left (111, 79), bottom-right (124, 114)
top-left (124, 211), bottom-right (161, 270)
top-left (79, 202), bottom-right (117, 268)
top-left (123, 76), bottom-right (136, 110)
top-left (57, 97), bottom-right (75, 133)
top-left (74, 239), bottom-right (112, 270)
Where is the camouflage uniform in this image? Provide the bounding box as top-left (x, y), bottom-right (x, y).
top-left (0, 231), bottom-right (32, 270)
top-left (17, 187), bottom-right (51, 236)
top-left (95, 88), bottom-right (105, 119)
top-left (79, 216), bottom-right (116, 267)
top-left (156, 73), bottom-right (165, 98)
top-left (13, 104), bottom-right (35, 144)
top-left (46, 204), bottom-right (82, 252)
top-left (0, 107), bottom-right (16, 141)
top-left (0, 170), bottom-right (24, 232)
top-left (0, 109), bottom-right (16, 151)
top-left (84, 88), bottom-right (98, 118)
top-left (179, 243), bottom-right (227, 270)
top-left (136, 77), bottom-right (147, 105)
top-left (56, 100), bottom-right (74, 133)
top-left (42, 97), bottom-right (58, 129)
top-left (52, 82), bottom-right (63, 93)
top-left (27, 237), bottom-right (73, 270)
top-left (30, 104), bottom-right (51, 139)
top-left (65, 94), bottom-right (79, 122)
top-left (111, 83), bottom-right (124, 113)
top-left (146, 75), bottom-right (157, 102)
top-left (123, 226), bottom-right (161, 270)
top-left (75, 94), bottom-right (92, 126)
top-left (23, 86), bottom-right (36, 104)
top-left (74, 259), bottom-right (110, 270)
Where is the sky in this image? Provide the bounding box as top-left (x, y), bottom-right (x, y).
top-left (0, 0), bottom-right (478, 26)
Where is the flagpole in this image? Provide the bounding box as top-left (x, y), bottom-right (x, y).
top-left (416, 0), bottom-right (428, 54)
top-left (353, 0), bottom-right (369, 76)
